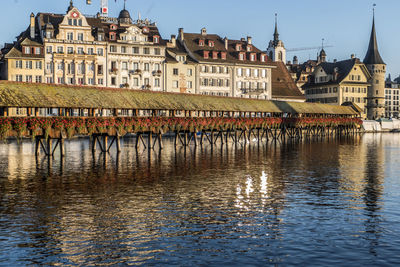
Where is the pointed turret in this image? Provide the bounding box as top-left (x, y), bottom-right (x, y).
top-left (363, 13), bottom-right (385, 65)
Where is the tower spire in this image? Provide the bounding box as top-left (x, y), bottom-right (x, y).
top-left (273, 13), bottom-right (279, 45)
top-left (364, 4), bottom-right (385, 65)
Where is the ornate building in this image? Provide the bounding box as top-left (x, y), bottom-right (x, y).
top-left (364, 13), bottom-right (386, 120)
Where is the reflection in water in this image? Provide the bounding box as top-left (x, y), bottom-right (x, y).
top-left (1, 135), bottom-right (400, 265)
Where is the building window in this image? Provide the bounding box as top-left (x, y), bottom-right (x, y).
top-left (68, 47), bottom-right (74, 54)
top-left (111, 77), bottom-right (116, 85)
top-left (133, 78), bottom-right (139, 86)
top-left (173, 68), bottom-right (179, 75)
top-left (154, 64), bottom-right (161, 71)
top-left (88, 48), bottom-right (94, 55)
top-left (77, 47), bottom-right (84, 54)
top-left (154, 78), bottom-right (160, 87)
top-left (46, 46), bottom-right (53, 54)
top-left (78, 33), bottom-right (84, 41)
top-left (26, 61), bottom-right (32, 69)
top-left (187, 69), bottom-right (192, 76)
top-left (144, 78), bottom-right (150, 86)
top-left (133, 62), bottom-right (139, 70)
top-left (110, 45), bottom-right (117, 52)
top-left (67, 32), bottom-right (73, 40)
top-left (97, 48), bottom-right (104, 56)
top-left (143, 47), bottom-right (150, 54)
top-left (35, 61), bottom-right (42, 69)
top-left (122, 77), bottom-right (128, 85)
top-left (144, 63), bottom-right (150, 71)
top-left (132, 47), bottom-right (139, 54)
top-left (121, 46), bottom-right (127, 53)
top-left (173, 80), bottom-right (178, 88)
top-left (34, 47), bottom-right (41, 55)
top-left (16, 75), bottom-right (23, 82)
top-left (57, 46), bottom-right (63, 53)
top-left (24, 47), bottom-right (30, 54)
top-left (15, 60), bottom-right (22, 69)
top-left (97, 65), bottom-right (103, 75)
top-left (187, 81), bottom-right (193, 89)
top-left (58, 63), bottom-right (63, 70)
top-left (35, 76), bottom-right (42, 83)
top-left (25, 75), bottom-right (32, 82)
top-left (46, 77), bottom-right (53, 83)
top-left (122, 62), bottom-right (128, 70)
top-left (154, 48), bottom-right (161, 55)
top-left (98, 78), bottom-right (103, 85)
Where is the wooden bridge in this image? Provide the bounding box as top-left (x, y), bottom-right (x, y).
top-left (0, 81), bottom-right (362, 157)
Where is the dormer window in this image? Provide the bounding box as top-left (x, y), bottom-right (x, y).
top-left (24, 47), bottom-right (30, 54)
top-left (143, 27), bottom-right (149, 33)
top-left (236, 44), bottom-right (242, 51)
top-left (249, 53), bottom-right (256, 62)
top-left (212, 51), bottom-right (218, 59)
top-left (260, 54), bottom-right (266, 62)
top-left (246, 45), bottom-right (252, 52)
top-left (221, 52), bottom-right (227, 60)
top-left (98, 34), bottom-right (104, 41)
top-left (199, 39), bottom-right (205, 46)
top-left (239, 52), bottom-right (245, 61)
top-left (110, 32), bottom-right (116, 41)
top-left (208, 40), bottom-right (215, 47)
top-left (203, 51), bottom-right (210, 59)
top-left (35, 47), bottom-right (41, 55)
top-left (153, 35), bottom-right (160, 44)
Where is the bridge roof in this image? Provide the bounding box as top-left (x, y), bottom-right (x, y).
top-left (0, 81), bottom-right (358, 115)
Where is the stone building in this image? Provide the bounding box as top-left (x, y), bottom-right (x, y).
top-left (302, 57), bottom-right (371, 118)
top-left (364, 13), bottom-right (386, 120)
top-left (165, 35), bottom-right (196, 94)
top-left (178, 28), bottom-right (272, 99)
top-left (384, 75), bottom-right (400, 118)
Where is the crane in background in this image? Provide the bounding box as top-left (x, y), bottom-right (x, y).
top-left (286, 39), bottom-right (333, 53)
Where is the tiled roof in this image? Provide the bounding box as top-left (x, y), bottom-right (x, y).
top-left (270, 61), bottom-right (305, 100)
top-left (182, 32), bottom-right (269, 66)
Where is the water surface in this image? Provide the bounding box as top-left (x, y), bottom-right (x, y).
top-left (1, 134), bottom-right (400, 265)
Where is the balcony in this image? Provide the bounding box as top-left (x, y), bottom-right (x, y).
top-left (153, 70), bottom-right (162, 76)
top-left (129, 69), bottom-right (142, 76)
top-left (109, 68), bottom-right (118, 74)
top-left (241, 88), bottom-right (267, 95)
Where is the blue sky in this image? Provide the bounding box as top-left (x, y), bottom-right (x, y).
top-left (1, 0), bottom-right (398, 78)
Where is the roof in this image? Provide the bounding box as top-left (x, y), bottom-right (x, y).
top-left (363, 16), bottom-right (385, 65)
top-left (0, 81), bottom-right (357, 115)
top-left (182, 31), bottom-right (270, 66)
top-left (270, 61), bottom-right (305, 100)
top-left (303, 58), bottom-right (371, 87)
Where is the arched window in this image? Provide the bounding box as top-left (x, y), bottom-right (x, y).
top-left (278, 51), bottom-right (283, 61)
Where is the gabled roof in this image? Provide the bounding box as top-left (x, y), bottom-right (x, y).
top-left (304, 58), bottom-right (370, 87)
top-left (363, 16), bottom-right (385, 65)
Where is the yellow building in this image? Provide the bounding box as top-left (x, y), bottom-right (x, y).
top-left (303, 57), bottom-right (371, 118)
top-left (165, 35), bottom-right (196, 94)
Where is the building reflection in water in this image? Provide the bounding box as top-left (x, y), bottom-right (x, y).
top-left (0, 134), bottom-right (396, 265)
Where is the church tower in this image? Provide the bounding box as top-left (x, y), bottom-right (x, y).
top-left (364, 10), bottom-right (386, 120)
top-left (266, 14), bottom-right (286, 63)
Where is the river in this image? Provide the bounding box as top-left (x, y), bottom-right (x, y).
top-left (0, 134), bottom-right (400, 266)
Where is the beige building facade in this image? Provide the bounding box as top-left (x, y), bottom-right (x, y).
top-left (303, 58), bottom-right (371, 118)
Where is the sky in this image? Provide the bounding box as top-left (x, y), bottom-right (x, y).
top-left (1, 0), bottom-right (399, 78)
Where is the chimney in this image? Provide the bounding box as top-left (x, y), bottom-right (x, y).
top-left (240, 37), bottom-right (245, 42)
top-left (178, 28), bottom-right (184, 42)
top-left (224, 37), bottom-right (228, 50)
top-left (169, 35), bottom-right (176, 48)
top-left (333, 59), bottom-right (337, 63)
top-left (201, 27), bottom-right (207, 36)
top-left (351, 54), bottom-right (355, 59)
top-left (30, 13), bottom-right (35, 39)
top-left (247, 36), bottom-right (252, 45)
